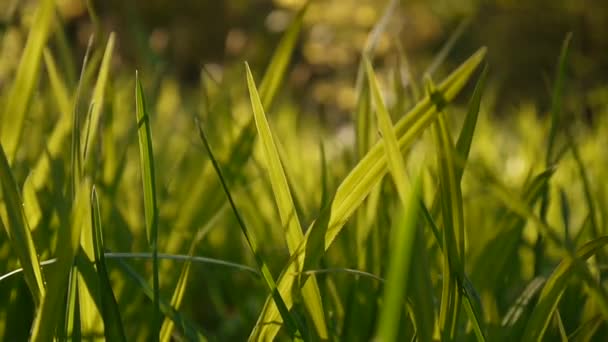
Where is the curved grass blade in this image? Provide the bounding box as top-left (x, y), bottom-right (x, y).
top-left (91, 187), bottom-right (127, 341)
top-left (246, 63), bottom-right (328, 339)
top-left (196, 120), bottom-right (305, 341)
top-left (135, 72), bottom-right (161, 341)
top-left (250, 47), bottom-right (486, 341)
top-left (522, 236), bottom-right (608, 342)
top-left (82, 33), bottom-right (115, 164)
top-left (258, 4), bottom-right (307, 109)
top-left (31, 178), bottom-right (91, 341)
top-left (0, 143), bottom-right (45, 307)
top-left (0, 0), bottom-right (54, 163)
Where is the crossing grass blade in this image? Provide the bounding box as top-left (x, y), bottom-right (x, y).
top-left (0, 0), bottom-right (54, 163)
top-left (522, 236), bottom-right (608, 342)
top-left (196, 120), bottom-right (305, 341)
top-left (135, 72), bottom-right (161, 341)
top-left (250, 47), bottom-right (486, 341)
top-left (367, 56), bottom-right (421, 341)
top-left (82, 33), bottom-right (115, 164)
top-left (91, 187), bottom-right (127, 341)
top-left (246, 63), bottom-right (328, 339)
top-left (31, 178), bottom-right (91, 341)
top-left (0, 143), bottom-right (46, 307)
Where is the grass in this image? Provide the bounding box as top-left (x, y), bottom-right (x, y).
top-left (0, 1), bottom-right (608, 341)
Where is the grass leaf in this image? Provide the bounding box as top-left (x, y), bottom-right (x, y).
top-left (31, 178), bottom-right (91, 341)
top-left (246, 63), bottom-right (328, 339)
top-left (196, 120), bottom-right (305, 340)
top-left (135, 71), bottom-right (161, 340)
top-left (250, 47), bottom-right (486, 341)
top-left (91, 187), bottom-right (127, 341)
top-left (0, 0), bottom-right (54, 163)
top-left (522, 236), bottom-right (608, 342)
top-left (0, 143), bottom-right (46, 307)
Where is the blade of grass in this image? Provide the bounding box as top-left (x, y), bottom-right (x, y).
top-left (31, 178), bottom-right (91, 341)
top-left (0, 143), bottom-right (45, 307)
top-left (135, 71), bottom-right (161, 341)
top-left (82, 33), bottom-right (115, 164)
top-left (366, 57), bottom-right (421, 341)
top-left (196, 120), bottom-right (305, 341)
top-left (245, 62), bottom-right (328, 339)
top-left (91, 187), bottom-right (127, 341)
top-left (0, 0), bottom-right (54, 163)
top-left (258, 4), bottom-right (307, 110)
top-left (426, 75), bottom-right (465, 341)
top-left (522, 236), bottom-right (608, 342)
top-left (250, 47), bottom-right (486, 341)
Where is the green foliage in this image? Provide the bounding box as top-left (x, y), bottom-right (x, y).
top-left (0, 1), bottom-right (607, 341)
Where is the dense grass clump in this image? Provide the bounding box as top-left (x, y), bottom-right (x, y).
top-left (0, 2), bottom-right (607, 341)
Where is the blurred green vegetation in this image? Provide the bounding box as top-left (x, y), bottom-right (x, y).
top-left (0, 0), bottom-right (607, 341)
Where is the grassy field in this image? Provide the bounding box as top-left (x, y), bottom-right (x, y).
top-left (1, 1), bottom-right (607, 341)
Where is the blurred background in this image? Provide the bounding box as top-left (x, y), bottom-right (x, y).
top-left (2, 0), bottom-right (607, 122)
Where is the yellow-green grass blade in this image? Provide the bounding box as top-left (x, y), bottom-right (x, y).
top-left (31, 178), bottom-right (91, 341)
top-left (367, 57), bottom-right (434, 342)
top-left (0, 143), bottom-right (45, 307)
top-left (159, 259), bottom-right (192, 342)
top-left (82, 33), bottom-right (115, 164)
top-left (522, 236), bottom-right (608, 342)
top-left (135, 72), bottom-right (161, 340)
top-left (196, 120), bottom-right (305, 341)
top-left (250, 47), bottom-right (486, 341)
top-left (0, 0), bottom-right (54, 163)
top-left (62, 265), bottom-right (80, 340)
top-left (367, 59), bottom-right (421, 339)
top-left (433, 111), bottom-right (464, 341)
top-left (258, 4), bottom-right (307, 110)
top-left (71, 36), bottom-right (95, 199)
top-left (77, 204), bottom-right (104, 339)
top-left (114, 258), bottom-right (207, 341)
top-left (91, 187), bottom-right (127, 341)
top-left (21, 48), bottom-right (74, 230)
top-left (246, 63), bottom-right (328, 339)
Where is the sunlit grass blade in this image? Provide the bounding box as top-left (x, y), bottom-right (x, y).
top-left (82, 33), bottom-right (115, 163)
top-left (31, 178), bottom-right (91, 341)
top-left (246, 62), bottom-right (328, 339)
top-left (113, 259), bottom-right (207, 341)
top-left (196, 120), bottom-right (305, 340)
top-left (0, 0), bottom-right (54, 163)
top-left (522, 236), bottom-right (608, 342)
top-left (0, 143), bottom-right (45, 307)
top-left (250, 47), bottom-right (486, 341)
top-left (258, 4), bottom-right (307, 109)
top-left (91, 187), bottom-right (127, 341)
top-left (366, 56), bottom-right (421, 340)
top-left (135, 71), bottom-right (161, 341)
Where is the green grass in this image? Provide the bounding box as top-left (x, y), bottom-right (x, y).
top-left (0, 2), bottom-right (608, 341)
